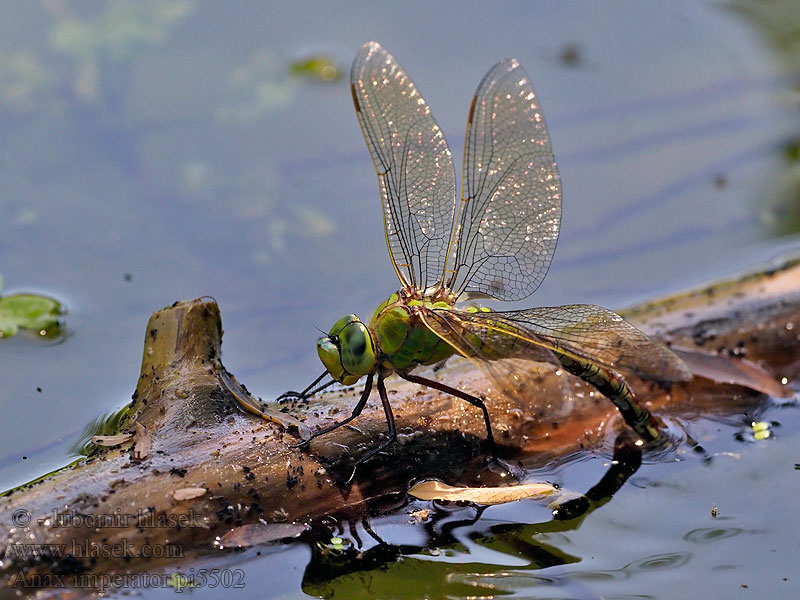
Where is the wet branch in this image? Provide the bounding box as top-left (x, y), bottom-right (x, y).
top-left (2, 259), bottom-right (800, 590)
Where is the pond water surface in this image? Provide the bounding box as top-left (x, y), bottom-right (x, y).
top-left (1, 1), bottom-right (799, 598)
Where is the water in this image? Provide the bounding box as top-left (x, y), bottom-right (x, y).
top-left (1, 1), bottom-right (799, 597)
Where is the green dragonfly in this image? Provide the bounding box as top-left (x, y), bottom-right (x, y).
top-left (285, 41), bottom-right (691, 473)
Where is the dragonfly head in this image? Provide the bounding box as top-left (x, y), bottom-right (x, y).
top-left (317, 314), bottom-right (376, 385)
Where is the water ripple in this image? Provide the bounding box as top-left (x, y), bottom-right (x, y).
top-left (683, 527), bottom-right (743, 544)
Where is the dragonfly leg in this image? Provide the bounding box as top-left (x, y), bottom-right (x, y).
top-left (347, 374), bottom-right (398, 484)
top-left (276, 370), bottom-right (333, 401)
top-left (293, 373), bottom-right (374, 448)
top-left (554, 352), bottom-right (664, 444)
top-left (397, 371), bottom-right (498, 460)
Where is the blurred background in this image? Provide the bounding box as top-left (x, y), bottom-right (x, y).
top-left (1, 1), bottom-right (799, 597)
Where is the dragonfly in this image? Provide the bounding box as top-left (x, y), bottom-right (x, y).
top-left (286, 41), bottom-right (691, 476)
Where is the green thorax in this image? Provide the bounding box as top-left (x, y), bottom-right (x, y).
top-left (369, 291), bottom-right (455, 371)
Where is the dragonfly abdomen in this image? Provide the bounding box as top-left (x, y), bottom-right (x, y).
top-left (554, 351), bottom-right (663, 443)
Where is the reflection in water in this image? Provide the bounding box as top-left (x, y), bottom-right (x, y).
top-left (293, 389), bottom-right (795, 599)
top-left (447, 552), bottom-right (692, 598)
top-left (551, 430), bottom-right (641, 520)
top-left (728, 0), bottom-right (800, 238)
top-left (300, 430), bottom-right (644, 597)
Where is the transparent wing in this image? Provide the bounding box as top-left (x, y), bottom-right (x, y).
top-left (351, 41), bottom-right (457, 290)
top-left (445, 58), bottom-right (561, 301)
top-left (419, 306), bottom-right (558, 366)
top-left (423, 305), bottom-right (691, 383)
top-left (418, 306), bottom-right (566, 407)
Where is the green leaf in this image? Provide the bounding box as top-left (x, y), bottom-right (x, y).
top-left (289, 54), bottom-right (342, 82)
top-left (166, 573), bottom-right (196, 590)
top-left (0, 293), bottom-right (64, 339)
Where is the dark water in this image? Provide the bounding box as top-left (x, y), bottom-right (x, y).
top-left (1, 1), bottom-right (799, 597)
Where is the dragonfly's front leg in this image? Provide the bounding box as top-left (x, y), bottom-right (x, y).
top-left (554, 352), bottom-right (664, 444)
top-left (293, 373), bottom-right (374, 448)
top-left (276, 370), bottom-right (335, 401)
top-left (292, 373), bottom-right (401, 485)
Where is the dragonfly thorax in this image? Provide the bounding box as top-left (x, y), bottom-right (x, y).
top-left (368, 290), bottom-right (456, 373)
top-left (317, 290), bottom-right (458, 386)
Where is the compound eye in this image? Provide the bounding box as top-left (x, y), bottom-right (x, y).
top-left (339, 321), bottom-right (375, 377)
top-left (317, 337), bottom-right (346, 382)
top-left (328, 314), bottom-right (359, 337)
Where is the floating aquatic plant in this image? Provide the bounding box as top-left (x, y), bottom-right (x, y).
top-left (0, 279), bottom-right (64, 339)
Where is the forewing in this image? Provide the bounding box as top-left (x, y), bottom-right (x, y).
top-left (446, 58), bottom-right (561, 301)
top-left (448, 305), bottom-right (692, 383)
top-left (418, 306), bottom-right (567, 405)
top-left (351, 42), bottom-right (457, 289)
top-left (420, 306), bottom-right (558, 365)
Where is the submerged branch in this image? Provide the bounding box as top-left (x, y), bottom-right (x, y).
top-left (2, 259), bottom-right (800, 589)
